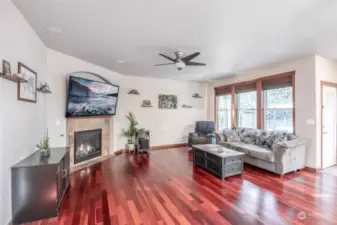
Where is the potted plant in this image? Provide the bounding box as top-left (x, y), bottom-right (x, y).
top-left (37, 130), bottom-right (51, 157)
top-left (122, 112), bottom-right (143, 152)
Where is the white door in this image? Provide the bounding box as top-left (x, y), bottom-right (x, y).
top-left (322, 85), bottom-right (337, 169)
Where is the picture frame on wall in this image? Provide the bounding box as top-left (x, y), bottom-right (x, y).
top-left (18, 62), bottom-right (37, 103)
top-left (2, 60), bottom-right (11, 76)
top-left (158, 94), bottom-right (177, 109)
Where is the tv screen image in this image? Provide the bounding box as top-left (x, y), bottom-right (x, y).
top-left (66, 76), bottom-right (119, 117)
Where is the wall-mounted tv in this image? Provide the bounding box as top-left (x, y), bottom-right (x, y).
top-left (66, 76), bottom-right (119, 117)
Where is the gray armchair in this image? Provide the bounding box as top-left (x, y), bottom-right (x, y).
top-left (188, 121), bottom-right (216, 147)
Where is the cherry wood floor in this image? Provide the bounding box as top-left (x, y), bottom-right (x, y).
top-left (21, 148), bottom-right (337, 225)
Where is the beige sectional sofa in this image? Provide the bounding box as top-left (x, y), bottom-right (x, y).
top-left (216, 128), bottom-right (307, 175)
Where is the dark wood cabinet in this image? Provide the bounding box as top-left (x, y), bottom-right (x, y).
top-left (11, 148), bottom-right (70, 224)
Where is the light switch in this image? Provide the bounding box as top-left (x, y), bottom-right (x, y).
top-left (55, 120), bottom-right (60, 126)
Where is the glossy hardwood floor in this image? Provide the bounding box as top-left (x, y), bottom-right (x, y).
top-left (21, 147), bottom-right (337, 225)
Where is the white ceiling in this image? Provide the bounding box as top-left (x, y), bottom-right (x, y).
top-left (13, 0), bottom-right (337, 81)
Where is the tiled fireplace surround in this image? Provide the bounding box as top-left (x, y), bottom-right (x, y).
top-left (66, 117), bottom-right (111, 170)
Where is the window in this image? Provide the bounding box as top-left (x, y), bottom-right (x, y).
top-left (235, 83), bottom-right (257, 128)
top-left (263, 86), bottom-right (293, 133)
top-left (216, 94), bottom-right (232, 130)
top-left (236, 91), bottom-right (257, 128)
top-left (214, 71), bottom-right (295, 133)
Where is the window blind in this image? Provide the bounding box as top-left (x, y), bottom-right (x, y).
top-left (214, 86), bottom-right (232, 96)
top-left (235, 82), bottom-right (256, 93)
top-left (262, 75), bottom-right (292, 90)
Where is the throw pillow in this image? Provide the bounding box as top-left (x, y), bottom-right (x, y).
top-left (225, 131), bottom-right (240, 142)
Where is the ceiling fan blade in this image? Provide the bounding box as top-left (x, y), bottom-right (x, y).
top-left (186, 61), bottom-right (206, 66)
top-left (154, 63), bottom-right (175, 66)
top-left (181, 52), bottom-right (200, 62)
top-left (159, 54), bottom-right (176, 62)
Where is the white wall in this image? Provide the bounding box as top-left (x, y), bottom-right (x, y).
top-left (206, 56), bottom-right (317, 168)
top-left (0, 1), bottom-right (48, 224)
top-left (46, 49), bottom-right (207, 151)
top-left (315, 55), bottom-right (337, 168)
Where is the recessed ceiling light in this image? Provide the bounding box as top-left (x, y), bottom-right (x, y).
top-left (117, 60), bottom-right (125, 64)
top-left (45, 26), bottom-right (62, 34)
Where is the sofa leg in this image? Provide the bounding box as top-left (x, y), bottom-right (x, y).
top-left (273, 173), bottom-right (283, 178)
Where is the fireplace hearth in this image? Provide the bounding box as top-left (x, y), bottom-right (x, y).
top-left (74, 129), bottom-right (102, 164)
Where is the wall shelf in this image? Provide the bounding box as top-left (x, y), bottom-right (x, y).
top-left (0, 73), bottom-right (27, 83)
top-left (192, 93), bottom-right (202, 98)
top-left (37, 89), bottom-right (52, 94)
top-left (128, 89), bottom-right (140, 95)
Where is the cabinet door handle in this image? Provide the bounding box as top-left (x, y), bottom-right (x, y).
top-left (62, 169), bottom-right (68, 178)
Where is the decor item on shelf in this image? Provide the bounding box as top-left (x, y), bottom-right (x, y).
top-left (158, 94), bottom-right (177, 109)
top-left (2, 60), bottom-right (11, 76)
top-left (141, 100), bottom-right (152, 107)
top-left (37, 82), bottom-right (52, 94)
top-left (193, 93), bottom-right (202, 98)
top-left (128, 89), bottom-right (140, 95)
top-left (18, 62), bottom-right (37, 103)
top-left (182, 104), bottom-right (192, 108)
top-left (122, 112), bottom-right (144, 152)
top-left (37, 130), bottom-right (51, 157)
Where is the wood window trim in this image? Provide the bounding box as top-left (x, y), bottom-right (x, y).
top-left (256, 80), bottom-right (262, 129)
top-left (214, 71), bottom-right (295, 132)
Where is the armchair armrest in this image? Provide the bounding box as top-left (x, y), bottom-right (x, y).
top-left (215, 132), bottom-right (226, 142)
top-left (189, 132), bottom-right (199, 137)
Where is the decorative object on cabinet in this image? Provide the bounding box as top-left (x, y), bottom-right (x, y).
top-left (18, 62), bottom-right (37, 103)
top-left (158, 94), bottom-right (177, 109)
top-left (182, 104), bottom-right (192, 108)
top-left (11, 147), bottom-right (70, 224)
top-left (37, 82), bottom-right (52, 94)
top-left (193, 93), bottom-right (202, 98)
top-left (2, 59), bottom-right (11, 76)
top-left (128, 89), bottom-right (140, 95)
top-left (36, 130), bottom-right (51, 157)
top-left (141, 100), bottom-right (153, 107)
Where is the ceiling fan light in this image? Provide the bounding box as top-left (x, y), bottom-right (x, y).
top-left (175, 62), bottom-right (185, 70)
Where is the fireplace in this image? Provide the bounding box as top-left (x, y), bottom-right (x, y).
top-left (74, 129), bottom-right (102, 164)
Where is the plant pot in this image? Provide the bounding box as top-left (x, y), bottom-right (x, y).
top-left (126, 143), bottom-right (135, 152)
top-left (39, 148), bottom-right (50, 158)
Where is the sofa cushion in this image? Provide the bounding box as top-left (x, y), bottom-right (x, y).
top-left (225, 141), bottom-right (275, 162)
top-left (223, 130), bottom-right (240, 142)
top-left (248, 145), bottom-right (275, 162)
top-left (227, 142), bottom-right (251, 154)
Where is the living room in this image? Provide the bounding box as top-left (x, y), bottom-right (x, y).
top-left (2, 1), bottom-right (337, 225)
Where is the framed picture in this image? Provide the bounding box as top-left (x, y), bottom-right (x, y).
top-left (18, 62), bottom-right (37, 103)
top-left (2, 60), bottom-right (11, 76)
top-left (158, 94), bottom-right (177, 109)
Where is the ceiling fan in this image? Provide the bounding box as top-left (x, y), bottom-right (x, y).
top-left (155, 51), bottom-right (206, 70)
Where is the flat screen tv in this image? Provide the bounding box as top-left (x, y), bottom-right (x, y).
top-left (66, 76), bottom-right (119, 117)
